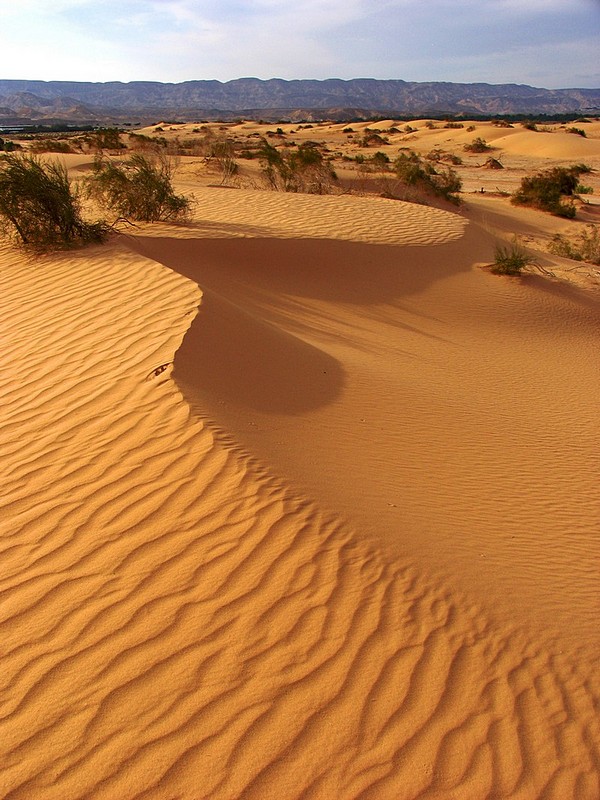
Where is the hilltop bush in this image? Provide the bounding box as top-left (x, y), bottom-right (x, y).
top-left (83, 128), bottom-right (125, 151)
top-left (259, 140), bottom-right (337, 194)
top-left (394, 150), bottom-right (461, 203)
top-left (86, 153), bottom-right (190, 221)
top-left (0, 153), bottom-right (107, 248)
top-left (511, 164), bottom-right (591, 218)
top-left (464, 137), bottom-right (492, 153)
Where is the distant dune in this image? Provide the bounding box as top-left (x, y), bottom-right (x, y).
top-left (1, 119), bottom-right (599, 799)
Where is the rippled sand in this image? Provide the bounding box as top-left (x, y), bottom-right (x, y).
top-left (1, 184), bottom-right (599, 799)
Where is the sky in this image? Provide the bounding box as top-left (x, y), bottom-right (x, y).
top-left (0, 0), bottom-right (598, 89)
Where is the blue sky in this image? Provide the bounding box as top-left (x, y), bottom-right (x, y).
top-left (0, 0), bottom-right (598, 88)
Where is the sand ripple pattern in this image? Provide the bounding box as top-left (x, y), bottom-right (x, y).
top-left (1, 239), bottom-right (599, 800)
top-left (153, 186), bottom-right (467, 246)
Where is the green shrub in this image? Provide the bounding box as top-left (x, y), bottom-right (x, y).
top-left (0, 153), bottom-right (107, 248)
top-left (259, 140), bottom-right (337, 194)
top-left (86, 153), bottom-right (190, 221)
top-left (566, 127), bottom-right (586, 137)
top-left (511, 165), bottom-right (591, 217)
top-left (371, 151), bottom-right (391, 169)
top-left (491, 240), bottom-right (532, 275)
top-left (394, 150), bottom-right (461, 203)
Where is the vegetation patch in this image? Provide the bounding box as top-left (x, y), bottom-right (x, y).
top-left (511, 164), bottom-right (592, 218)
top-left (491, 240), bottom-right (533, 276)
top-left (0, 153), bottom-right (107, 249)
top-left (86, 154), bottom-right (190, 222)
top-left (548, 225), bottom-right (600, 265)
top-left (259, 140), bottom-right (337, 194)
top-left (464, 137), bottom-right (492, 153)
top-left (394, 150), bottom-right (462, 204)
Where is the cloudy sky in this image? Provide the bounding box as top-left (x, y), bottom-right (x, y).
top-left (0, 0), bottom-right (598, 88)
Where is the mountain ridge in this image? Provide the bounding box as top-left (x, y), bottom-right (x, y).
top-left (1, 78), bottom-right (598, 124)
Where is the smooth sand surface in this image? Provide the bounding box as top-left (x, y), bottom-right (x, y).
top-left (1, 127), bottom-right (600, 799)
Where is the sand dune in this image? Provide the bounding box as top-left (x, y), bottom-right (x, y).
top-left (1, 181), bottom-right (599, 799)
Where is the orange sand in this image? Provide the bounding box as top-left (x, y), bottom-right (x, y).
top-left (1, 123), bottom-right (599, 799)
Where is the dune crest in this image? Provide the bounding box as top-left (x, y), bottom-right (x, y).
top-left (1, 189), bottom-right (599, 799)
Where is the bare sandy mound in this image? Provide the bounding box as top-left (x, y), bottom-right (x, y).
top-left (1, 188), bottom-right (599, 800)
top-left (133, 189), bottom-right (600, 653)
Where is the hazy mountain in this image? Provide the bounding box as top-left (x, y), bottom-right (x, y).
top-left (0, 78), bottom-right (598, 125)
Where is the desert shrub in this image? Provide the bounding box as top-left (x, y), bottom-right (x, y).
top-left (403, 124), bottom-right (416, 133)
top-left (511, 164), bottom-right (591, 217)
top-left (92, 128), bottom-right (125, 151)
top-left (427, 148), bottom-right (462, 165)
top-left (394, 150), bottom-right (461, 203)
top-left (30, 138), bottom-right (74, 154)
top-left (444, 121), bottom-right (464, 129)
top-left (259, 140), bottom-right (337, 194)
top-left (0, 153), bottom-right (107, 248)
top-left (371, 151), bottom-right (391, 169)
top-left (424, 121), bottom-right (437, 129)
top-left (86, 153), bottom-right (190, 222)
top-left (576, 184), bottom-right (593, 194)
top-left (127, 132), bottom-right (166, 151)
top-left (491, 240), bottom-right (532, 275)
top-left (360, 132), bottom-right (389, 147)
top-left (466, 125), bottom-right (476, 132)
top-left (521, 121), bottom-right (538, 131)
top-left (464, 137), bottom-right (492, 153)
top-left (202, 136), bottom-right (238, 184)
top-left (566, 127), bottom-right (586, 137)
top-left (492, 119), bottom-right (513, 128)
top-left (548, 225), bottom-right (600, 265)
top-left (0, 137), bottom-right (20, 152)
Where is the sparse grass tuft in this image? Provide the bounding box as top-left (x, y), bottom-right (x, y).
top-left (491, 240), bottom-right (533, 276)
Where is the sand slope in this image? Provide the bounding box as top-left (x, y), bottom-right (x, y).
top-left (1, 189), bottom-right (599, 799)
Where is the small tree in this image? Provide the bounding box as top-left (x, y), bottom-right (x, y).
top-left (0, 153), bottom-right (107, 248)
top-left (86, 153), bottom-right (190, 222)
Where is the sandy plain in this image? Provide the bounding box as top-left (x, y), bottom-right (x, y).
top-left (1, 118), bottom-right (599, 799)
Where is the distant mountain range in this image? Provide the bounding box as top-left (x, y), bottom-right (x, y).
top-left (1, 78), bottom-right (599, 125)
